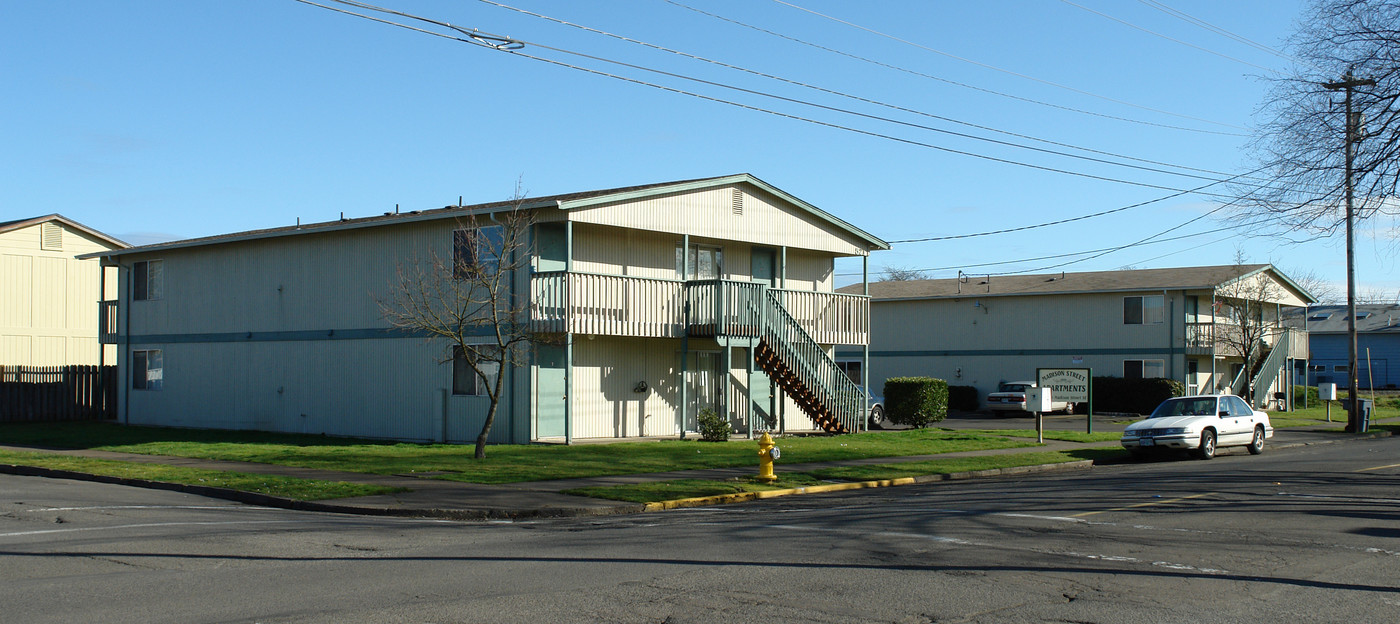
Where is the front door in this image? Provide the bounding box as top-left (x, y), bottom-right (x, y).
top-left (751, 247), bottom-right (776, 287)
top-left (536, 344), bottom-right (567, 438)
top-left (682, 351), bottom-right (723, 431)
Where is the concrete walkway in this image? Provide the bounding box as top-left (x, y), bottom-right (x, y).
top-left (0, 423), bottom-right (1389, 521)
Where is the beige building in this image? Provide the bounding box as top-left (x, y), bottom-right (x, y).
top-left (839, 265), bottom-right (1314, 410)
top-left (87, 175), bottom-right (887, 443)
top-left (1, 215), bottom-right (126, 367)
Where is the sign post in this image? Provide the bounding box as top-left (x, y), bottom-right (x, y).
top-left (1025, 387), bottom-right (1053, 443)
top-left (1038, 368), bottom-right (1093, 433)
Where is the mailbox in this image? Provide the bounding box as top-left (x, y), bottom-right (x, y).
top-left (1025, 387), bottom-right (1054, 413)
top-left (1319, 382), bottom-right (1338, 401)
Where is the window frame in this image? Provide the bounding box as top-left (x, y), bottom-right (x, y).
top-left (675, 243), bottom-right (724, 281)
top-left (1123, 358), bottom-right (1165, 379)
top-left (1123, 295), bottom-right (1164, 325)
top-left (453, 226), bottom-right (505, 279)
top-left (452, 344), bottom-right (501, 397)
top-left (132, 348), bottom-right (164, 391)
top-left (132, 259), bottom-right (164, 301)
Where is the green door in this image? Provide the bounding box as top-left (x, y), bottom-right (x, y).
top-left (536, 344), bottom-right (567, 438)
top-left (751, 247), bottom-right (776, 287)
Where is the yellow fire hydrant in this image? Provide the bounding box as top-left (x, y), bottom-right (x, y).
top-left (757, 432), bottom-right (780, 483)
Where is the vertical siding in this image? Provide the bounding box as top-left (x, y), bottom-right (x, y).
top-left (565, 185), bottom-right (869, 256)
top-left (0, 222), bottom-right (115, 366)
top-left (569, 336), bottom-right (683, 438)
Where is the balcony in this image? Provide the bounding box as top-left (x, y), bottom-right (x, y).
top-left (530, 272), bottom-right (869, 345)
top-left (1184, 322), bottom-right (1308, 359)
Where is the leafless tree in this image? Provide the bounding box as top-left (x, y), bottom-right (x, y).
top-left (1283, 266), bottom-right (1342, 303)
top-left (878, 266), bottom-right (929, 281)
top-left (379, 196), bottom-right (548, 459)
top-left (1214, 261), bottom-right (1287, 401)
top-left (1241, 0), bottom-right (1400, 238)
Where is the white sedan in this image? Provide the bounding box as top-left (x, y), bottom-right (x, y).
top-left (1120, 395), bottom-right (1273, 460)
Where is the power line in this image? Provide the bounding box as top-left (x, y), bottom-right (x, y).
top-left (298, 0), bottom-right (1261, 197)
top-left (769, 0), bottom-right (1251, 131)
top-left (1057, 0), bottom-right (1279, 73)
top-left (664, 0), bottom-right (1245, 137)
top-left (478, 0), bottom-right (1266, 185)
top-left (1138, 0), bottom-right (1326, 72)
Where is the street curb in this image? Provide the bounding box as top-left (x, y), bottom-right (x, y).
top-left (641, 460), bottom-right (1096, 512)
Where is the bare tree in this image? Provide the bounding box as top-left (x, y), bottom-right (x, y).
top-left (1242, 0), bottom-right (1400, 238)
top-left (1214, 262), bottom-right (1287, 400)
top-left (878, 266), bottom-right (929, 281)
top-left (379, 197), bottom-right (548, 459)
top-left (1283, 266), bottom-right (1342, 303)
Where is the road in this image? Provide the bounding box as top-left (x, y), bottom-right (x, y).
top-left (4, 437), bottom-right (1399, 623)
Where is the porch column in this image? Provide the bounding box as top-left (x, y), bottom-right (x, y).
top-left (862, 254), bottom-right (871, 432)
top-left (679, 234), bottom-right (690, 438)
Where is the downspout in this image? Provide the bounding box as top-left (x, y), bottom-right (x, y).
top-left (1166, 289), bottom-right (1174, 383)
top-left (1210, 288), bottom-right (1218, 393)
top-left (120, 260), bottom-right (130, 425)
top-left (564, 220), bottom-right (573, 445)
top-left (862, 254), bottom-right (871, 433)
top-left (679, 234), bottom-right (689, 439)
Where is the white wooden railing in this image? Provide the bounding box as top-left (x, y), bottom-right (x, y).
top-left (529, 272), bottom-right (870, 345)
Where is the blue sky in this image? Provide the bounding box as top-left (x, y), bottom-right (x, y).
top-left (4, 0), bottom-right (1395, 298)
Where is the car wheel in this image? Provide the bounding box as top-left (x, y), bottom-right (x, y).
top-left (1196, 429), bottom-right (1217, 460)
top-left (868, 405), bottom-right (887, 430)
top-left (1247, 425), bottom-right (1265, 455)
top-left (1062, 402), bottom-right (1075, 415)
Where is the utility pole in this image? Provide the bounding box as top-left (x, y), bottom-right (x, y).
top-left (1324, 71), bottom-right (1375, 433)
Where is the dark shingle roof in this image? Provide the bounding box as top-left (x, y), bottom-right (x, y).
top-left (1291, 304), bottom-right (1400, 333)
top-left (841, 264), bottom-right (1300, 300)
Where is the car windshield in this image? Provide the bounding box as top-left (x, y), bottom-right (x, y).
top-left (999, 384), bottom-right (1031, 393)
top-left (1148, 398), bottom-right (1217, 419)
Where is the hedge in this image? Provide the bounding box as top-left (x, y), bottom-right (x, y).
top-left (948, 385), bottom-right (979, 412)
top-left (883, 377), bottom-right (948, 428)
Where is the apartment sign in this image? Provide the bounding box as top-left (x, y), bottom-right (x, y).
top-left (1037, 368), bottom-right (1091, 404)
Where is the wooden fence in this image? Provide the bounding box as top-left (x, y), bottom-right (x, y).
top-left (0, 365), bottom-right (117, 422)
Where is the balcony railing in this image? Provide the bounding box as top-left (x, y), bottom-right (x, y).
top-left (1184, 322), bottom-right (1308, 359)
top-left (529, 272), bottom-right (870, 345)
top-left (99, 300), bottom-right (118, 344)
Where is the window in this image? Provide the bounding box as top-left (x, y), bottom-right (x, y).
top-left (1334, 365), bottom-right (1349, 373)
top-left (1123, 359), bottom-right (1165, 379)
top-left (675, 243), bottom-right (722, 280)
top-left (1123, 295), bottom-right (1164, 325)
top-left (836, 359), bottom-right (862, 385)
top-left (453, 226), bottom-right (504, 279)
top-left (133, 260), bottom-right (164, 301)
top-left (452, 344), bottom-right (500, 396)
top-left (1308, 313), bottom-right (1333, 322)
top-left (133, 349), bottom-right (163, 390)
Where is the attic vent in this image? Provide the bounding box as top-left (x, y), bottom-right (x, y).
top-left (40, 222), bottom-right (62, 251)
top-left (731, 188), bottom-right (743, 215)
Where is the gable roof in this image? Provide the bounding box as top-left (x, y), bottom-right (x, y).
top-left (82, 174), bottom-right (888, 259)
top-left (0, 214), bottom-right (129, 249)
top-left (842, 264), bottom-right (1316, 303)
top-left (1290, 304), bottom-right (1400, 334)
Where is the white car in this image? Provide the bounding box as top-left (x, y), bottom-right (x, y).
top-left (985, 381), bottom-right (1074, 414)
top-left (1121, 395), bottom-right (1273, 460)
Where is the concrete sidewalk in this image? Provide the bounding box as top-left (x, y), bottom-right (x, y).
top-left (0, 426), bottom-right (1389, 521)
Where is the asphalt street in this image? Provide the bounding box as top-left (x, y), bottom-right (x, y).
top-left (4, 433), bottom-right (1399, 623)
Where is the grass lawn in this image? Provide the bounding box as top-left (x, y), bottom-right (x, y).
top-left (1271, 397), bottom-right (1400, 428)
top-left (957, 429), bottom-right (1122, 444)
top-left (563, 449), bottom-right (1125, 503)
top-left (0, 449), bottom-right (404, 501)
top-left (1, 422), bottom-right (1043, 484)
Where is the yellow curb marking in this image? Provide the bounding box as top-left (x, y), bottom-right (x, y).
top-left (1356, 462), bottom-right (1400, 472)
top-left (1071, 492), bottom-right (1214, 518)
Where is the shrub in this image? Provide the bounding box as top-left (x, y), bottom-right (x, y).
top-left (883, 377), bottom-right (948, 428)
top-left (697, 408), bottom-right (730, 442)
top-left (1091, 377), bottom-right (1184, 415)
top-left (948, 385), bottom-right (979, 412)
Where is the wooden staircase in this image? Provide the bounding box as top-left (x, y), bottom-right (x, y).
top-left (755, 340), bottom-right (848, 434)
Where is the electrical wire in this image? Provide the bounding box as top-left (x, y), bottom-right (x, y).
top-left (480, 0), bottom-right (1268, 185)
top-left (1057, 0), bottom-right (1279, 73)
top-left (664, 0), bottom-right (1246, 137)
top-left (770, 0), bottom-right (1251, 131)
top-left (1138, 0), bottom-right (1326, 73)
top-left (300, 0), bottom-right (1260, 196)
